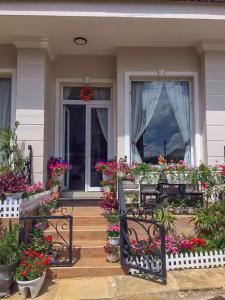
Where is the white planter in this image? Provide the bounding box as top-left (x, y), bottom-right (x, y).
top-left (103, 185), bottom-right (112, 192)
top-left (52, 173), bottom-right (64, 184)
top-left (106, 253), bottom-right (119, 263)
top-left (102, 173), bottom-right (113, 181)
top-left (166, 172), bottom-right (190, 184)
top-left (51, 185), bottom-right (59, 193)
top-left (136, 172), bottom-right (160, 184)
top-left (108, 237), bottom-right (120, 246)
top-left (17, 272), bottom-right (46, 299)
top-left (20, 191), bottom-right (51, 212)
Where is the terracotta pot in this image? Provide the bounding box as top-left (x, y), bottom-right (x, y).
top-left (16, 272), bottom-right (46, 299)
top-left (106, 253), bottom-right (119, 263)
top-left (108, 237), bottom-right (120, 246)
top-left (0, 262), bottom-right (17, 297)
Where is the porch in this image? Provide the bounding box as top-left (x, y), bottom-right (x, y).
top-left (0, 2), bottom-right (224, 187)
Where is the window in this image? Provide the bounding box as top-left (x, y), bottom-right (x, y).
top-left (0, 78), bottom-right (11, 129)
top-left (131, 80), bottom-right (191, 164)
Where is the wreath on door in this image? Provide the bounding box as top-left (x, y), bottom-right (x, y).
top-left (79, 85), bottom-right (94, 101)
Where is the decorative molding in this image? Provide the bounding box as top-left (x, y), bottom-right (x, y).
top-left (196, 40), bottom-right (225, 55)
top-left (13, 37), bottom-right (55, 61)
top-left (157, 69), bottom-right (165, 77)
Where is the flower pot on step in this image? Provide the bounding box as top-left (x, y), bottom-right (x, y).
top-left (103, 185), bottom-right (112, 192)
top-left (108, 237), bottom-right (120, 246)
top-left (52, 174), bottom-right (64, 184)
top-left (0, 262), bottom-right (17, 297)
top-left (106, 253), bottom-right (119, 263)
top-left (16, 272), bottom-right (46, 299)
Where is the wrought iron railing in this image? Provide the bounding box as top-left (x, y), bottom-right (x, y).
top-left (19, 214), bottom-right (73, 267)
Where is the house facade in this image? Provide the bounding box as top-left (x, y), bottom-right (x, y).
top-left (1, 0), bottom-right (225, 191)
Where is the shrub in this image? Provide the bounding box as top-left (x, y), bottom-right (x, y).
top-left (105, 212), bottom-right (120, 224)
top-left (98, 192), bottom-right (118, 212)
top-left (191, 200), bottom-right (225, 241)
top-left (0, 122), bottom-right (26, 175)
top-left (0, 173), bottom-right (27, 193)
top-left (0, 221), bottom-right (20, 265)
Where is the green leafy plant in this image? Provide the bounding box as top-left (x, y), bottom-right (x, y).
top-left (191, 201), bottom-right (225, 248)
top-left (0, 221), bottom-right (20, 265)
top-left (156, 207), bottom-right (177, 234)
top-left (105, 212), bottom-right (120, 224)
top-left (0, 122), bottom-right (26, 174)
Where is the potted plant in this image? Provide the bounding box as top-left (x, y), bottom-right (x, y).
top-left (104, 244), bottom-right (119, 263)
top-left (107, 224), bottom-right (120, 246)
top-left (15, 248), bottom-right (51, 299)
top-left (0, 222), bottom-right (21, 297)
top-left (131, 163), bottom-right (161, 184)
top-left (165, 161), bottom-right (191, 184)
top-left (96, 161), bottom-right (117, 181)
top-left (48, 157), bottom-right (70, 185)
top-left (101, 179), bottom-right (115, 192)
top-left (105, 212), bottom-right (120, 225)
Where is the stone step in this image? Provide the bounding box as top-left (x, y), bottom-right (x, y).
top-left (45, 225), bottom-right (106, 240)
top-left (73, 244), bottom-right (105, 258)
top-left (48, 257), bottom-right (125, 278)
top-left (74, 216), bottom-right (107, 226)
top-left (54, 205), bottom-right (103, 217)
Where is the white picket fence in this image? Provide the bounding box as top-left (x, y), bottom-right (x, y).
top-left (125, 250), bottom-right (225, 274)
top-left (167, 250), bottom-right (225, 270)
top-left (0, 191), bottom-right (52, 218)
top-left (0, 198), bottom-right (22, 218)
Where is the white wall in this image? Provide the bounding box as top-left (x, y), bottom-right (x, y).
top-left (204, 51), bottom-right (225, 164)
top-left (116, 47), bottom-right (201, 159)
top-left (16, 48), bottom-right (49, 182)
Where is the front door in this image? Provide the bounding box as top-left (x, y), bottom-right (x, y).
top-left (62, 86), bottom-right (112, 191)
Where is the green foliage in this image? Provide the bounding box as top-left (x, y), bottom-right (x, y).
top-left (156, 207), bottom-right (177, 234)
top-left (0, 122), bottom-right (26, 174)
top-left (0, 221), bottom-right (20, 265)
top-left (191, 200), bottom-right (225, 248)
top-left (105, 212), bottom-right (120, 224)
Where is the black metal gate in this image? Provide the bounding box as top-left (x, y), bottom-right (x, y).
top-left (119, 182), bottom-right (167, 284)
top-left (19, 214), bottom-right (73, 267)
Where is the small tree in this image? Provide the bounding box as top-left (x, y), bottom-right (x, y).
top-left (0, 122), bottom-right (26, 175)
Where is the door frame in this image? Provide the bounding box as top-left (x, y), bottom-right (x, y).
top-left (55, 79), bottom-right (114, 191)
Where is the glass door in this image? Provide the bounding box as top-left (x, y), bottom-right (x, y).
top-left (63, 104), bottom-right (111, 191)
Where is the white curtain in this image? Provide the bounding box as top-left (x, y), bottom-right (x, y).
top-left (96, 108), bottom-right (108, 142)
top-left (131, 81), bottom-right (163, 162)
top-left (0, 79), bottom-right (11, 129)
top-left (165, 81), bottom-right (191, 165)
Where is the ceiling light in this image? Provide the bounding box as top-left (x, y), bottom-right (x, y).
top-left (74, 37), bottom-right (87, 46)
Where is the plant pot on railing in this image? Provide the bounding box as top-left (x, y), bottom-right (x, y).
top-left (16, 272), bottom-right (46, 299)
top-left (0, 262), bottom-right (17, 297)
top-left (165, 172), bottom-right (191, 184)
top-left (135, 172), bottom-right (160, 185)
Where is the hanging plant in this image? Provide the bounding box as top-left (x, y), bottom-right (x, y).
top-left (79, 85), bottom-right (94, 101)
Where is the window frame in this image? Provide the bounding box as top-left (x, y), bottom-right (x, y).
top-left (0, 68), bottom-right (16, 129)
top-left (124, 71), bottom-right (201, 167)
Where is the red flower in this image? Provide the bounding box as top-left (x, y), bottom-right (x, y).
top-left (21, 271), bottom-right (27, 277)
top-left (45, 235), bottom-right (52, 242)
top-left (201, 181), bottom-right (209, 189)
